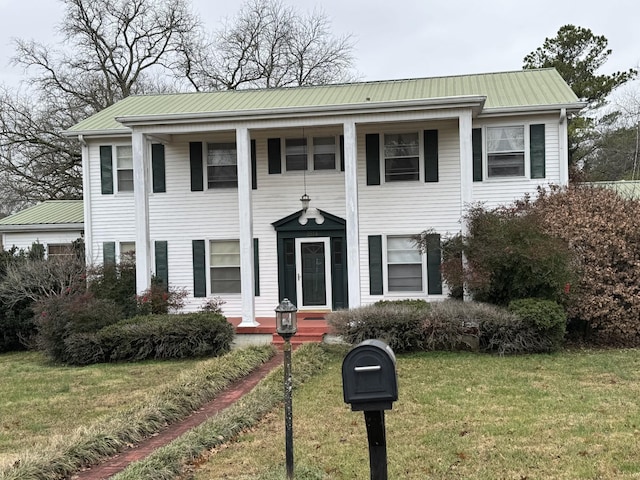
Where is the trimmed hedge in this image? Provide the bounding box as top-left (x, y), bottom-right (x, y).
top-left (64, 312), bottom-right (234, 365)
top-left (329, 299), bottom-right (567, 355)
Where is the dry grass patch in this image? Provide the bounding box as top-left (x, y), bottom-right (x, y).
top-left (193, 348), bottom-right (640, 480)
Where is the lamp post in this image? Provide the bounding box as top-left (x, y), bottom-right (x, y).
top-left (275, 298), bottom-right (298, 479)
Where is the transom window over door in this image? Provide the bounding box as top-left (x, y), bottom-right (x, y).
top-left (487, 126), bottom-right (525, 177)
top-left (384, 133), bottom-right (419, 181)
top-left (207, 142), bottom-right (237, 188)
top-left (116, 146), bottom-right (133, 191)
top-left (387, 236), bottom-right (423, 292)
top-left (210, 240), bottom-right (241, 293)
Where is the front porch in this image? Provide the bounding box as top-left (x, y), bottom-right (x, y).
top-left (227, 312), bottom-right (333, 347)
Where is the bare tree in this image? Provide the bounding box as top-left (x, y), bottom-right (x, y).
top-left (0, 0), bottom-right (356, 210)
top-left (183, 0), bottom-right (356, 90)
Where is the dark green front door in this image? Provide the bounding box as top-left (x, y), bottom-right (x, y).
top-left (296, 238), bottom-right (331, 308)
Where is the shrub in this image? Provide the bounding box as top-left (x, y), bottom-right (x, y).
top-left (78, 312), bottom-right (235, 365)
top-left (530, 185), bottom-right (640, 346)
top-left (136, 277), bottom-right (188, 315)
top-left (420, 204), bottom-right (576, 306)
top-left (88, 255), bottom-right (137, 318)
top-left (327, 303), bottom-right (426, 353)
top-left (33, 292), bottom-right (123, 363)
top-left (478, 298), bottom-right (566, 354)
top-left (508, 298), bottom-right (566, 351)
top-left (374, 298), bottom-right (431, 311)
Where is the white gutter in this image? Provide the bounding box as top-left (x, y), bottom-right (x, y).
top-left (479, 102), bottom-right (586, 117)
top-left (113, 95), bottom-right (488, 128)
top-left (0, 223), bottom-right (84, 232)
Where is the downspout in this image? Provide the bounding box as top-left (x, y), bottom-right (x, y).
top-left (559, 108), bottom-right (569, 186)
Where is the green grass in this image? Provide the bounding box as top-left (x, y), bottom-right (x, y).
top-left (0, 351), bottom-right (204, 461)
top-left (0, 346), bottom-right (275, 479)
top-left (193, 348), bottom-right (640, 480)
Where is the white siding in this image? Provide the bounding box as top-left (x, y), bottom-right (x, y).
top-left (2, 230), bottom-right (83, 254)
top-left (85, 111), bottom-right (567, 317)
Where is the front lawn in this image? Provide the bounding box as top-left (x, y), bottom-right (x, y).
top-left (194, 348), bottom-right (640, 479)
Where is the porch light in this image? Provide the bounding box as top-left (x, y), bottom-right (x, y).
top-left (275, 297), bottom-right (298, 337)
top-left (300, 193), bottom-right (311, 212)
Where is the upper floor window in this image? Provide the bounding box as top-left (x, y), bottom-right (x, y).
top-left (283, 136), bottom-right (339, 172)
top-left (207, 142), bottom-right (237, 188)
top-left (384, 133), bottom-right (419, 182)
top-left (116, 146), bottom-right (134, 191)
top-left (486, 126), bottom-right (525, 177)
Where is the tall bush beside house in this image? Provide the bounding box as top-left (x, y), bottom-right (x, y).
top-left (531, 186), bottom-right (640, 345)
top-left (418, 206), bottom-right (577, 306)
top-left (88, 254), bottom-right (137, 318)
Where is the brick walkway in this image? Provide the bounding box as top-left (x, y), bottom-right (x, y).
top-left (72, 352), bottom-right (284, 480)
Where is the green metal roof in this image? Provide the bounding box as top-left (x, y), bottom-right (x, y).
top-left (585, 181), bottom-right (640, 200)
top-left (68, 69), bottom-right (581, 134)
top-left (0, 200), bottom-right (84, 226)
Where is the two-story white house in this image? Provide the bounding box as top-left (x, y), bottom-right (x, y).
top-left (65, 68), bottom-right (582, 326)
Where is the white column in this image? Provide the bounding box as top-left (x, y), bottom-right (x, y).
top-left (132, 131), bottom-right (152, 294)
top-left (343, 120), bottom-right (361, 308)
top-left (458, 110), bottom-right (474, 301)
top-left (458, 110), bottom-right (474, 229)
top-left (78, 136), bottom-right (92, 266)
top-left (236, 127), bottom-right (258, 326)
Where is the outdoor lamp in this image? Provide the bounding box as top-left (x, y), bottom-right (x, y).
top-left (275, 298), bottom-right (298, 337)
top-left (300, 193), bottom-right (311, 212)
top-left (275, 298), bottom-right (298, 479)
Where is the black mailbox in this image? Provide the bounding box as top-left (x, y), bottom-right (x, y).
top-left (342, 339), bottom-right (398, 411)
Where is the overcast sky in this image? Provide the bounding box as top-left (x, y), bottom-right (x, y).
top-left (0, 0), bottom-right (638, 90)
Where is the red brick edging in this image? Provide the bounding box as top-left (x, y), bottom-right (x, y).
top-left (72, 352), bottom-right (284, 480)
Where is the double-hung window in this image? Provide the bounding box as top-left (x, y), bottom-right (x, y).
top-left (47, 244), bottom-right (73, 258)
top-left (384, 133), bottom-right (420, 181)
top-left (207, 142), bottom-right (237, 188)
top-left (116, 146), bottom-right (134, 191)
top-left (313, 136), bottom-right (336, 170)
top-left (210, 240), bottom-right (241, 293)
top-left (486, 126), bottom-right (525, 177)
top-left (386, 236), bottom-right (423, 292)
top-left (283, 136), bottom-right (339, 172)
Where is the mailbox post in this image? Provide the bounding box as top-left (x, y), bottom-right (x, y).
top-left (342, 340), bottom-right (398, 480)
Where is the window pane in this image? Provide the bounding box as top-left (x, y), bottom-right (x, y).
top-left (211, 267), bottom-right (241, 293)
top-left (207, 143), bottom-right (237, 166)
top-left (384, 133), bottom-right (419, 158)
top-left (488, 153), bottom-right (525, 177)
top-left (385, 157), bottom-right (419, 181)
top-left (117, 146), bottom-right (133, 168)
top-left (314, 153), bottom-right (336, 170)
top-left (118, 170), bottom-right (134, 191)
top-left (286, 138), bottom-right (308, 171)
top-left (388, 264), bottom-right (423, 291)
top-left (208, 165), bottom-right (238, 188)
top-left (120, 242), bottom-right (135, 254)
top-left (48, 244), bottom-right (73, 257)
top-left (210, 240), bottom-right (240, 267)
top-left (487, 126), bottom-right (524, 152)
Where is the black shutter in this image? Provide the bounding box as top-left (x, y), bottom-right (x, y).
top-left (152, 144), bottom-right (166, 193)
top-left (368, 235), bottom-right (383, 295)
top-left (530, 124), bottom-right (546, 179)
top-left (103, 241), bottom-right (116, 265)
top-left (100, 146), bottom-right (113, 194)
top-left (155, 241), bottom-right (169, 290)
top-left (426, 234), bottom-right (443, 295)
top-left (254, 238), bottom-right (260, 296)
top-left (472, 128), bottom-right (483, 182)
top-left (192, 240), bottom-right (206, 297)
top-left (366, 134), bottom-right (380, 185)
top-left (251, 139), bottom-right (257, 189)
top-left (339, 135), bottom-right (345, 172)
top-left (268, 138), bottom-right (281, 174)
top-left (424, 129), bottom-right (439, 182)
top-left (190, 142), bottom-right (204, 191)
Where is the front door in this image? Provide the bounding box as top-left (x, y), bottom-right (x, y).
top-left (295, 237), bottom-right (332, 309)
